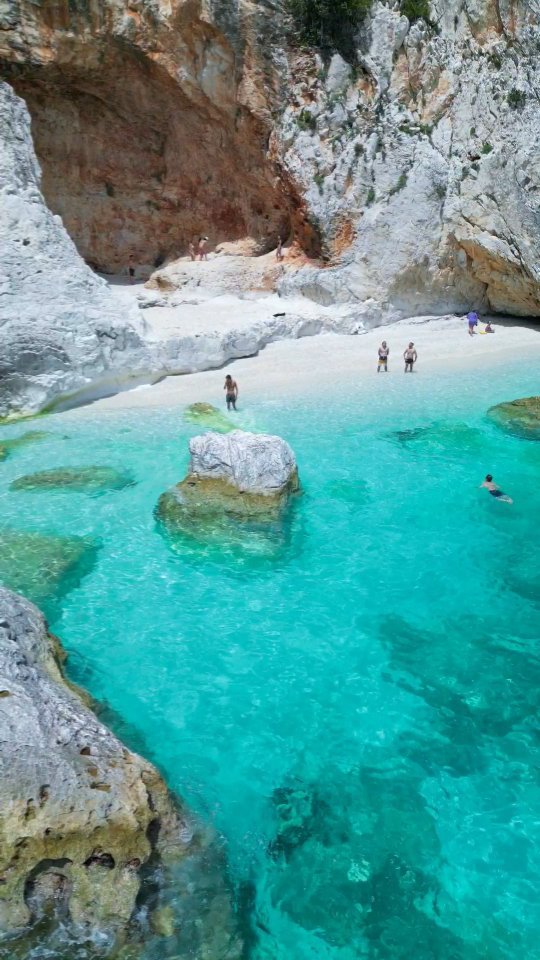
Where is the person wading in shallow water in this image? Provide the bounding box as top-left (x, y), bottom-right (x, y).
top-left (377, 341), bottom-right (389, 372)
top-left (480, 474), bottom-right (513, 503)
top-left (403, 342), bottom-right (417, 372)
top-left (224, 374), bottom-right (238, 411)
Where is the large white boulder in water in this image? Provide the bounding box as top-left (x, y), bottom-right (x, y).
top-left (0, 81), bottom-right (149, 418)
top-left (157, 429), bottom-right (299, 542)
top-left (189, 430), bottom-right (298, 498)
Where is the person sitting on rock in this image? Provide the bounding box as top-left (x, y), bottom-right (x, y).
top-left (198, 236), bottom-right (209, 261)
top-left (224, 374), bottom-right (238, 411)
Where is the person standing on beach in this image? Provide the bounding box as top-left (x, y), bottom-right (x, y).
top-left (128, 255), bottom-right (136, 283)
top-left (377, 341), bottom-right (389, 372)
top-left (198, 237), bottom-right (209, 261)
top-left (276, 237), bottom-right (284, 262)
top-left (189, 242), bottom-right (196, 261)
top-left (467, 311), bottom-right (479, 336)
top-left (403, 342), bottom-right (417, 373)
top-left (480, 474), bottom-right (512, 503)
top-left (224, 374), bottom-right (238, 411)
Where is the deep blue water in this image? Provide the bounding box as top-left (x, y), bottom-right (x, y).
top-left (1, 359), bottom-right (539, 960)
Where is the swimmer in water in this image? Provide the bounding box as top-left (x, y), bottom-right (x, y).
top-left (480, 474), bottom-right (513, 503)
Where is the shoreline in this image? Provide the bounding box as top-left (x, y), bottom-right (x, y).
top-left (67, 314), bottom-right (540, 416)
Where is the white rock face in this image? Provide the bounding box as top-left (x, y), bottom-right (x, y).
top-left (0, 81), bottom-right (151, 418)
top-left (189, 430), bottom-right (298, 496)
top-left (278, 0), bottom-right (540, 317)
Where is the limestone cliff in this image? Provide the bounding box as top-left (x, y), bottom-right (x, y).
top-left (0, 80), bottom-right (151, 419)
top-left (0, 585), bottom-right (240, 956)
top-left (277, 0), bottom-right (540, 317)
top-left (2, 0), bottom-right (539, 316)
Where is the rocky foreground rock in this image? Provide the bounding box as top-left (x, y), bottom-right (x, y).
top-left (0, 586), bottom-right (240, 954)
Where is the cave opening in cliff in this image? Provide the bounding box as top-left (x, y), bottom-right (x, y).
top-left (5, 46), bottom-right (295, 276)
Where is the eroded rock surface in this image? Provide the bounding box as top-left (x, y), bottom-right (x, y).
top-left (0, 80), bottom-right (150, 419)
top-left (157, 430), bottom-right (299, 553)
top-left (0, 586), bottom-right (241, 956)
top-left (277, 1), bottom-right (540, 316)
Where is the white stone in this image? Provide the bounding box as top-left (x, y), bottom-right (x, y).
top-left (188, 430), bottom-right (297, 496)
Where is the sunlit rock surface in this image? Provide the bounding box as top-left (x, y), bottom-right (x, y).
top-left (0, 586), bottom-right (242, 956)
top-left (0, 81), bottom-right (150, 419)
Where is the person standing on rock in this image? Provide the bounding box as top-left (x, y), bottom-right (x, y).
top-left (224, 374), bottom-right (238, 411)
top-left (198, 237), bottom-right (209, 261)
top-left (377, 341), bottom-right (389, 372)
top-left (403, 342), bottom-right (417, 373)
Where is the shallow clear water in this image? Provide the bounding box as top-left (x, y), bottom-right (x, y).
top-left (1, 359), bottom-right (540, 960)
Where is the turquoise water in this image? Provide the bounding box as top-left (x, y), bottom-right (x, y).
top-left (1, 360), bottom-right (540, 960)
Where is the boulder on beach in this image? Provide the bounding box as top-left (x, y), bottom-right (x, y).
top-left (183, 402), bottom-right (237, 434)
top-left (157, 430), bottom-right (299, 530)
top-left (0, 528), bottom-right (98, 612)
top-left (10, 465), bottom-right (135, 494)
top-left (0, 430), bottom-right (49, 461)
top-left (487, 396), bottom-right (540, 440)
top-left (0, 587), bottom-right (242, 955)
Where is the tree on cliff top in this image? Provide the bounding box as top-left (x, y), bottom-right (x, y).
top-left (287, 0), bottom-right (372, 61)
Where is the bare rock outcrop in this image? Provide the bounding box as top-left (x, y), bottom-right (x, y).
top-left (0, 80), bottom-right (150, 419)
top-left (157, 429), bottom-right (299, 539)
top-left (0, 586), bottom-right (240, 955)
top-left (277, 1), bottom-right (540, 317)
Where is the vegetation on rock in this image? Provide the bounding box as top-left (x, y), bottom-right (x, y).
top-left (287, 0), bottom-right (371, 60)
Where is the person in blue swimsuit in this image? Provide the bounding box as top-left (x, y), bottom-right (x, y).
top-left (480, 475), bottom-right (512, 503)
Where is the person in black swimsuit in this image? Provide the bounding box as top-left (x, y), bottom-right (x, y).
top-left (224, 374), bottom-right (238, 411)
top-left (480, 475), bottom-right (512, 503)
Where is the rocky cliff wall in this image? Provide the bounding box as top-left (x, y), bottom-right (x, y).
top-left (2, 1), bottom-right (540, 315)
top-left (276, 0), bottom-right (540, 316)
top-left (0, 80), bottom-right (152, 418)
top-left (0, 0), bottom-right (297, 273)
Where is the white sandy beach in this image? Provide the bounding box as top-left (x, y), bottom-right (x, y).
top-left (75, 298), bottom-right (540, 416)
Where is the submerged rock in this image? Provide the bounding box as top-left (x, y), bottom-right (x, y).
top-left (0, 528), bottom-right (98, 612)
top-left (487, 396), bottom-right (540, 441)
top-left (184, 403), bottom-right (237, 434)
top-left (10, 466), bottom-right (135, 494)
top-left (0, 430), bottom-right (49, 461)
top-left (0, 587), bottom-right (242, 956)
top-left (157, 430), bottom-right (299, 534)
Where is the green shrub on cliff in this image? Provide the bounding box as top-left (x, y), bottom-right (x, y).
top-left (400, 0), bottom-right (431, 22)
top-left (287, 0), bottom-right (372, 60)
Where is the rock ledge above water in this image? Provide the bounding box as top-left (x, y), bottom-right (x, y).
top-left (0, 587), bottom-right (203, 948)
